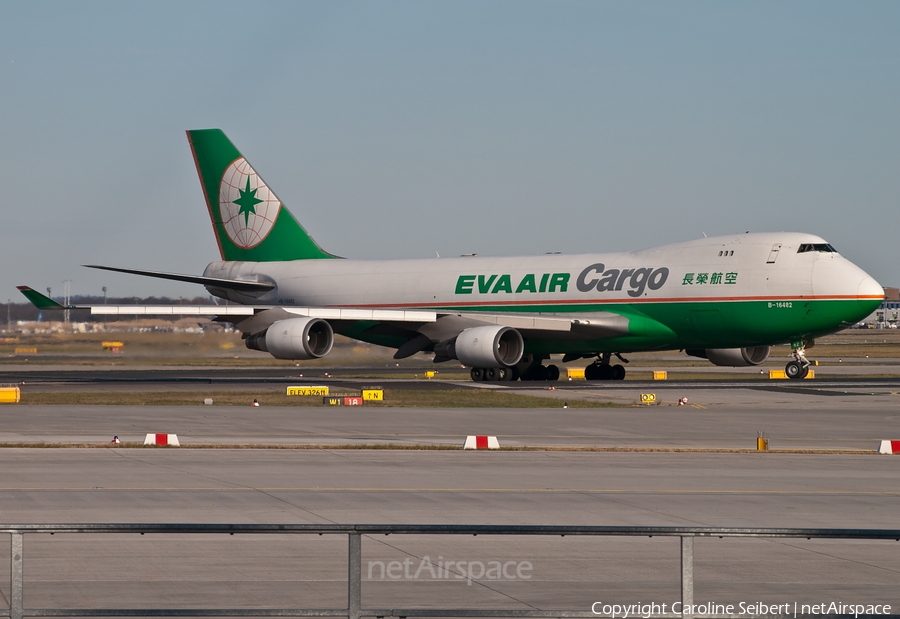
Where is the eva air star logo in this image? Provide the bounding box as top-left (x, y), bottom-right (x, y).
top-left (218, 158), bottom-right (281, 249)
top-left (234, 177), bottom-right (263, 226)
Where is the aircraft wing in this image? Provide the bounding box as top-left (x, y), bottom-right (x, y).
top-left (16, 286), bottom-right (435, 320)
top-left (456, 312), bottom-right (626, 334)
top-left (17, 285), bottom-right (629, 357)
top-left (18, 285), bottom-right (624, 331)
top-left (16, 286), bottom-right (258, 316)
top-left (17, 285), bottom-right (444, 324)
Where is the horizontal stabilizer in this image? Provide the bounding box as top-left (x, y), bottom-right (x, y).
top-left (84, 265), bottom-right (275, 292)
top-left (16, 286), bottom-right (67, 309)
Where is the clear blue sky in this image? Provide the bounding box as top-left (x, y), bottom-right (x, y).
top-left (2, 1), bottom-right (897, 300)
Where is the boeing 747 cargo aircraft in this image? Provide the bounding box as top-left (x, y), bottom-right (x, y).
top-left (19, 129), bottom-right (884, 381)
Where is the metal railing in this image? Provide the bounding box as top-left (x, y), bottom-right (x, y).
top-left (2, 524), bottom-right (899, 619)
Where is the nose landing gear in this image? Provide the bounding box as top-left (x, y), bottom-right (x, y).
top-left (785, 341), bottom-right (812, 379)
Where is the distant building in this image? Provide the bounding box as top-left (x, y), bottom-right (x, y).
top-left (865, 287), bottom-right (899, 328)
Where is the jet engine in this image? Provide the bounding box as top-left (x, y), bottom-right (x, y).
top-left (436, 325), bottom-right (524, 367)
top-left (245, 317), bottom-right (334, 360)
top-left (686, 346), bottom-right (771, 367)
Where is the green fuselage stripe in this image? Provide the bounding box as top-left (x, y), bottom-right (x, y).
top-left (337, 297), bottom-right (879, 355)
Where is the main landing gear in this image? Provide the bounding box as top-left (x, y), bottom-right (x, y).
top-left (468, 352), bottom-right (630, 382)
top-left (469, 355), bottom-right (560, 382)
top-left (583, 352), bottom-right (627, 381)
top-left (470, 366), bottom-right (517, 382)
top-left (785, 341), bottom-right (812, 380)
top-left (519, 358), bottom-right (560, 381)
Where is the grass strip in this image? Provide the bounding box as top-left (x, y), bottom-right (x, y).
top-left (15, 389), bottom-right (620, 408)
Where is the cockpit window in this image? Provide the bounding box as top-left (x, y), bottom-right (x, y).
top-left (797, 243), bottom-right (837, 254)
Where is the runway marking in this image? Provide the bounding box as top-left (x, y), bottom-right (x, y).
top-left (0, 443), bottom-right (884, 453)
top-left (2, 487), bottom-right (900, 495)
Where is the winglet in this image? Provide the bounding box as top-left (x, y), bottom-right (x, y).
top-left (16, 286), bottom-right (67, 310)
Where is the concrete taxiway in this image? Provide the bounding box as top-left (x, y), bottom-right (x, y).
top-left (3, 363), bottom-right (900, 391)
top-left (2, 389), bottom-right (900, 449)
top-left (2, 374), bottom-right (900, 612)
top-left (1, 449), bottom-right (899, 610)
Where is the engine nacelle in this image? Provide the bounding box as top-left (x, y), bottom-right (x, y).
top-left (440, 325), bottom-right (524, 367)
top-left (686, 346), bottom-right (771, 367)
top-left (245, 317), bottom-right (334, 360)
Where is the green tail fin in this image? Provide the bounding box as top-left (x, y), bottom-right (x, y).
top-left (187, 129), bottom-right (339, 262)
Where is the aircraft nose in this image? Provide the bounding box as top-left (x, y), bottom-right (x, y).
top-left (812, 257), bottom-right (882, 324)
top-left (856, 273), bottom-right (884, 320)
top-left (857, 273), bottom-right (884, 314)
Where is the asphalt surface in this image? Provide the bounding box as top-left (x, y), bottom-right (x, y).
top-left (2, 368), bottom-right (900, 614)
top-left (2, 395), bottom-right (900, 450)
top-left (2, 450), bottom-right (899, 612)
top-left (2, 360), bottom-right (900, 392)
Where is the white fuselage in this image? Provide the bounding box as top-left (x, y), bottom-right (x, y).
top-left (203, 232), bottom-right (881, 314)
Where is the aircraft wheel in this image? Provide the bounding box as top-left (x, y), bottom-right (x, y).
top-left (584, 364), bottom-right (599, 380)
top-left (611, 364), bottom-right (626, 381)
top-left (484, 367), bottom-right (499, 381)
top-left (598, 364), bottom-right (614, 380)
top-left (546, 364), bottom-right (560, 381)
top-left (470, 368), bottom-right (484, 381)
top-left (785, 361), bottom-right (807, 380)
top-left (498, 367), bottom-right (514, 382)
